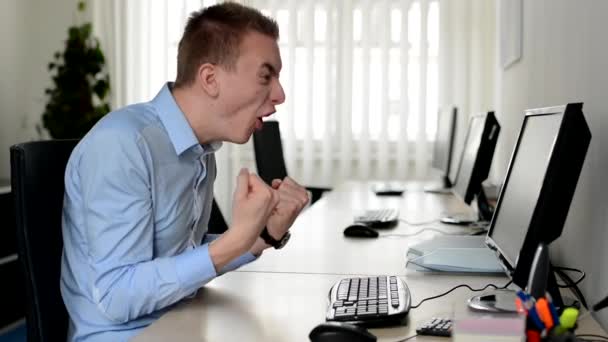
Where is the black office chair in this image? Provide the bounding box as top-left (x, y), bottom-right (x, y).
top-left (10, 139), bottom-right (78, 342)
top-left (10, 139), bottom-right (228, 342)
top-left (0, 188), bottom-right (26, 332)
top-left (252, 121), bottom-right (331, 205)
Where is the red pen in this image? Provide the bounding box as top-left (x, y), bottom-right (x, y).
top-left (527, 329), bottom-right (541, 342)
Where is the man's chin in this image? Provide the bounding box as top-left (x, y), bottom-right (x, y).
top-left (229, 134), bottom-right (252, 145)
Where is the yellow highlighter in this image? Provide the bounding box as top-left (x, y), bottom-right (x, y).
top-left (552, 307), bottom-right (580, 336)
top-left (559, 307), bottom-right (579, 330)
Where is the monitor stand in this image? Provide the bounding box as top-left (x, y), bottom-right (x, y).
top-left (424, 175), bottom-right (452, 194)
top-left (439, 214), bottom-right (476, 225)
top-left (468, 289), bottom-right (518, 313)
top-left (468, 265), bottom-right (566, 313)
top-left (440, 188), bottom-right (494, 225)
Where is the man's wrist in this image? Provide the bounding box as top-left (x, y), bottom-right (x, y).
top-left (260, 226), bottom-right (290, 249)
top-left (222, 228), bottom-right (252, 254)
top-left (209, 232), bottom-right (247, 271)
top-left (250, 237), bottom-right (271, 257)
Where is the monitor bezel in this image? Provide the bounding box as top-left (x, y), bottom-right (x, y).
top-left (431, 107), bottom-right (457, 184)
top-left (485, 103), bottom-right (591, 289)
top-left (452, 111), bottom-right (500, 205)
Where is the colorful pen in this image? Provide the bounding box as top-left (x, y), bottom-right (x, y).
top-left (545, 293), bottom-right (560, 324)
top-left (528, 306), bottom-right (546, 331)
top-left (536, 298), bottom-right (554, 330)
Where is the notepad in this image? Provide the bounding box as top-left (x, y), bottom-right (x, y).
top-left (406, 236), bottom-right (503, 273)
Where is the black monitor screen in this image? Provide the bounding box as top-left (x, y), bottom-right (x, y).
top-left (452, 112), bottom-right (500, 205)
top-left (486, 103), bottom-right (591, 295)
top-left (487, 113), bottom-right (562, 268)
top-left (431, 107), bottom-right (456, 180)
top-left (453, 116), bottom-right (483, 201)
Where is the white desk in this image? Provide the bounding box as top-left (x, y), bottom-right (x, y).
top-left (240, 181), bottom-right (477, 276)
top-left (133, 271), bottom-right (513, 342)
top-left (135, 181), bottom-right (606, 341)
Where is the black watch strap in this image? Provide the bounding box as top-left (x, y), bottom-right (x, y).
top-left (260, 227), bottom-right (290, 249)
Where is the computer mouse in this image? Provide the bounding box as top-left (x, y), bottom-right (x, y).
top-left (309, 322), bottom-right (377, 342)
top-left (343, 224), bottom-right (379, 238)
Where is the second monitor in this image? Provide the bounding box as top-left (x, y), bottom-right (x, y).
top-left (425, 106), bottom-right (458, 193)
top-left (441, 111), bottom-right (500, 225)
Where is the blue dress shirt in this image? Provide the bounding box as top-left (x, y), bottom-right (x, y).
top-left (60, 83), bottom-right (256, 342)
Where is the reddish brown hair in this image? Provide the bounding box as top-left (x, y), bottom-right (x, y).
top-left (174, 2), bottom-right (279, 88)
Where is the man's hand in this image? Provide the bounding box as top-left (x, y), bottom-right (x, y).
top-left (210, 168), bottom-right (279, 270)
top-left (231, 168), bottom-right (280, 247)
top-left (265, 177), bottom-right (310, 242)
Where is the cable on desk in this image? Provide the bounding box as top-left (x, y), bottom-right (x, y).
top-left (555, 267), bottom-right (588, 309)
top-left (380, 227), bottom-right (485, 238)
top-left (392, 334), bottom-right (418, 342)
top-left (399, 218), bottom-right (440, 226)
top-left (555, 266), bottom-right (586, 287)
top-left (576, 334), bottom-right (608, 342)
top-left (410, 280), bottom-right (512, 309)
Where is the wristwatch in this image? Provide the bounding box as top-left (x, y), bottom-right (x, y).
top-left (260, 227), bottom-right (291, 249)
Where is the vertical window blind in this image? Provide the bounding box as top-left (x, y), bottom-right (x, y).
top-left (93, 0), bottom-right (441, 214)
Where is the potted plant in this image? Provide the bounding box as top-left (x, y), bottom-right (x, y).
top-left (42, 0), bottom-right (111, 139)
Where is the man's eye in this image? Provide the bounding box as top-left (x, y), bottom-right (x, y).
top-left (261, 74), bottom-right (271, 82)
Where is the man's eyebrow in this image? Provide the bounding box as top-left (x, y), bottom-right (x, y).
top-left (261, 63), bottom-right (279, 76)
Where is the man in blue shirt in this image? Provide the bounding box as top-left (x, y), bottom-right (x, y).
top-left (60, 3), bottom-right (309, 341)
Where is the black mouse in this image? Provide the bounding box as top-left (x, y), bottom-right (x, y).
top-left (343, 224), bottom-right (379, 238)
top-left (309, 322), bottom-right (377, 342)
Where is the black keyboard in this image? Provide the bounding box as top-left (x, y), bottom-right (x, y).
top-left (326, 275), bottom-right (411, 327)
top-left (354, 209), bottom-right (399, 227)
top-left (416, 317), bottom-right (453, 337)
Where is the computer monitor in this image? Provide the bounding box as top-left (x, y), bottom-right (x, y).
top-left (429, 107), bottom-right (457, 190)
top-left (485, 103), bottom-right (591, 308)
top-left (441, 112), bottom-right (500, 224)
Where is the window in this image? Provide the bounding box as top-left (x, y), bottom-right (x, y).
top-left (165, 0), bottom-right (440, 143)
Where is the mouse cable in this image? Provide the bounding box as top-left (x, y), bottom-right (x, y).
top-left (391, 334), bottom-right (418, 342)
top-left (410, 280), bottom-right (512, 309)
top-left (380, 227), bottom-right (484, 238)
top-left (399, 218), bottom-right (439, 226)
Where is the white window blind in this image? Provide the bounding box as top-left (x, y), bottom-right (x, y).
top-left (93, 0), bottom-right (441, 213)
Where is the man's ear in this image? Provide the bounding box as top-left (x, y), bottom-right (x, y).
top-left (197, 63), bottom-right (219, 97)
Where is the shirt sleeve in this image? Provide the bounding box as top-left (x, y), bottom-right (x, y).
top-left (201, 234), bottom-right (258, 274)
top-left (78, 130), bottom-right (217, 324)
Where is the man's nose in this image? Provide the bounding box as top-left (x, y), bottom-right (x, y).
top-left (271, 79), bottom-right (286, 105)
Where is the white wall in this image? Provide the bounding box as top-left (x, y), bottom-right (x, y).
top-left (496, 0), bottom-right (608, 329)
top-left (0, 0), bottom-right (79, 180)
top-left (0, 0), bottom-right (23, 181)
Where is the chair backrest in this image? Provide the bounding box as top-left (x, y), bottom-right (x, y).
top-left (10, 139), bottom-right (78, 342)
top-left (252, 121), bottom-right (288, 186)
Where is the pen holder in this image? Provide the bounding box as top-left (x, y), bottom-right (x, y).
top-left (542, 330), bottom-right (579, 342)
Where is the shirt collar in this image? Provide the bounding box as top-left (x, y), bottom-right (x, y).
top-left (150, 82), bottom-right (222, 156)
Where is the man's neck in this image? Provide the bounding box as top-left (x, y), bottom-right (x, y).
top-left (171, 84), bottom-right (218, 145)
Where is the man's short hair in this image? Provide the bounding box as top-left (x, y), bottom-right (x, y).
top-left (174, 2), bottom-right (279, 88)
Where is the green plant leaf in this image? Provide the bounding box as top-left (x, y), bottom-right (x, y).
top-left (42, 1), bottom-right (111, 139)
